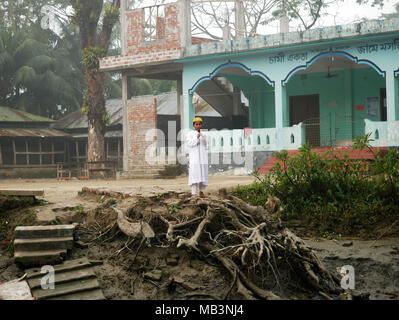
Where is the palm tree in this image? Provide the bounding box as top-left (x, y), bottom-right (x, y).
top-left (0, 24), bottom-right (83, 119)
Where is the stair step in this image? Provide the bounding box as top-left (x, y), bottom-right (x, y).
top-left (13, 237), bottom-right (74, 252)
top-left (28, 268), bottom-right (96, 289)
top-left (30, 278), bottom-right (101, 300)
top-left (14, 249), bottom-right (66, 266)
top-left (25, 258), bottom-right (93, 279)
top-left (15, 225), bottom-right (75, 239)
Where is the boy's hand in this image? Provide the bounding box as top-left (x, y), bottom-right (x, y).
top-left (197, 132), bottom-right (201, 138)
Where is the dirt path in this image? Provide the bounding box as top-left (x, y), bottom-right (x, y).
top-left (0, 175), bottom-right (254, 203)
top-left (0, 175), bottom-right (255, 222)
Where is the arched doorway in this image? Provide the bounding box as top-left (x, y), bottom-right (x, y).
top-left (283, 51), bottom-right (385, 147)
top-left (189, 62), bottom-right (275, 130)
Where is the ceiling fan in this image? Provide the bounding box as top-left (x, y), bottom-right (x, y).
top-left (307, 66), bottom-right (339, 79)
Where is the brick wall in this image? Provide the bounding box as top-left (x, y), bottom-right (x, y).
top-left (100, 2), bottom-right (183, 71)
top-left (127, 97), bottom-right (157, 168)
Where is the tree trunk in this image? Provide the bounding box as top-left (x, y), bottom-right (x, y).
top-left (71, 0), bottom-right (120, 173)
top-left (86, 70), bottom-right (106, 162)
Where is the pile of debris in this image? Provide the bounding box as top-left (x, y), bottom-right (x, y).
top-left (82, 190), bottom-right (345, 300)
top-left (1, 224), bottom-right (105, 300)
top-left (2, 189), bottom-right (364, 300)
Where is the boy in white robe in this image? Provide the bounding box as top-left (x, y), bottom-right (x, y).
top-left (186, 117), bottom-right (208, 198)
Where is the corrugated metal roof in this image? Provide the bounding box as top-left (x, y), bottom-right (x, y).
top-left (0, 106), bottom-right (55, 122)
top-left (157, 92), bottom-right (178, 115)
top-left (70, 131), bottom-right (122, 138)
top-left (56, 100), bottom-right (123, 129)
top-left (0, 128), bottom-right (70, 137)
top-left (57, 93), bottom-right (221, 130)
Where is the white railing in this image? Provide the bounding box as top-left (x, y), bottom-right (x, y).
top-left (365, 119), bottom-right (399, 147)
top-left (206, 123), bottom-right (304, 153)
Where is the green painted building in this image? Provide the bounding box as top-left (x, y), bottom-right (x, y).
top-left (180, 22), bottom-right (399, 153)
top-left (100, 1), bottom-right (399, 173)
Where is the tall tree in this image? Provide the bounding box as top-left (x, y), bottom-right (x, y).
top-left (191, 0), bottom-right (341, 39)
top-left (0, 0), bottom-right (70, 31)
top-left (70, 0), bottom-right (120, 163)
top-left (0, 24), bottom-right (82, 118)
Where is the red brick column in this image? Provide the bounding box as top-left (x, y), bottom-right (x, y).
top-left (127, 97), bottom-right (157, 168)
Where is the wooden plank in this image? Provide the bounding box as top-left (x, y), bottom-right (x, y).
top-left (0, 189), bottom-right (44, 196)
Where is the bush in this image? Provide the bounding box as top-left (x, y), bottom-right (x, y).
top-left (231, 135), bottom-right (399, 235)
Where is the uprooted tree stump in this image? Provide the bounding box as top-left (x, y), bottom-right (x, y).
top-left (90, 193), bottom-right (343, 300)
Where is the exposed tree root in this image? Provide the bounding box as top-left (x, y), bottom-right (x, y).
top-left (101, 194), bottom-right (343, 299)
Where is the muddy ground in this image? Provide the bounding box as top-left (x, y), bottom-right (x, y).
top-left (0, 176), bottom-right (399, 300)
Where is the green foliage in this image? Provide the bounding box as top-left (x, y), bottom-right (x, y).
top-left (0, 24), bottom-right (83, 119)
top-left (232, 139), bottom-right (399, 235)
top-left (81, 46), bottom-right (105, 71)
top-left (168, 202), bottom-right (181, 214)
top-left (102, 110), bottom-right (111, 126)
top-left (104, 5), bottom-right (120, 26)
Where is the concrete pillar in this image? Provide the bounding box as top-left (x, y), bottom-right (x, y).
top-left (344, 69), bottom-right (353, 139)
top-left (122, 74), bottom-right (128, 171)
top-left (121, 0), bottom-right (127, 55)
top-left (179, 0), bottom-right (192, 48)
top-left (280, 0), bottom-right (289, 33)
top-left (177, 79), bottom-right (183, 116)
top-left (177, 78), bottom-right (184, 154)
top-left (386, 71), bottom-right (399, 122)
top-left (223, 25), bottom-right (231, 42)
top-left (235, 0), bottom-right (245, 39)
top-left (232, 86), bottom-right (241, 116)
top-left (275, 81), bottom-right (288, 128)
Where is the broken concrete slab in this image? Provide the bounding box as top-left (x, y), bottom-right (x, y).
top-left (15, 225), bottom-right (75, 239)
top-left (25, 257), bottom-right (105, 300)
top-left (25, 258), bottom-right (92, 277)
top-left (13, 224), bottom-right (75, 267)
top-left (14, 250), bottom-right (66, 266)
top-left (0, 189), bottom-right (44, 197)
top-left (14, 237), bottom-right (74, 252)
top-left (0, 279), bottom-right (33, 300)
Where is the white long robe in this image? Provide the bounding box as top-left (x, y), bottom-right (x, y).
top-left (186, 130), bottom-right (209, 186)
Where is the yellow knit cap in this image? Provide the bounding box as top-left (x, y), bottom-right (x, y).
top-left (192, 117), bottom-right (203, 123)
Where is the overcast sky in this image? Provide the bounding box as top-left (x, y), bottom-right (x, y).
top-left (265, 0), bottom-right (399, 33)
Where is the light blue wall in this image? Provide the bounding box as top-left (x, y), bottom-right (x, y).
top-left (181, 33), bottom-right (399, 148)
